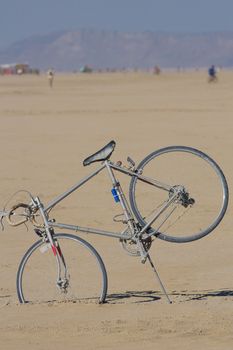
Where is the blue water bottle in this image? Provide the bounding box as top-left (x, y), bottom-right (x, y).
top-left (111, 188), bottom-right (120, 203)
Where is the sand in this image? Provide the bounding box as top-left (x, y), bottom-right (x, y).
top-left (0, 71), bottom-right (232, 349)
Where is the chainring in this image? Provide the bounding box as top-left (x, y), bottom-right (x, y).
top-left (120, 236), bottom-right (152, 256)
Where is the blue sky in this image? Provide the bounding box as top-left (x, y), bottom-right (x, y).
top-left (1, 0), bottom-right (233, 48)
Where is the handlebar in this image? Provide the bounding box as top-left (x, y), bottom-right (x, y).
top-left (6, 203), bottom-right (31, 227)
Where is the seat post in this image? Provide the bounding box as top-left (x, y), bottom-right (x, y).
top-left (105, 160), bottom-right (118, 186)
top-left (105, 161), bottom-right (136, 235)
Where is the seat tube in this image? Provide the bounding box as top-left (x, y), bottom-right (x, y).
top-left (105, 161), bottom-right (136, 234)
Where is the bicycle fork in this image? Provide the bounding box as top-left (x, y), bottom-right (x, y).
top-left (35, 197), bottom-right (70, 294)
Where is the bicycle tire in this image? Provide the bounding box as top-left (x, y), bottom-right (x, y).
top-left (17, 233), bottom-right (108, 304)
top-left (129, 146), bottom-right (228, 243)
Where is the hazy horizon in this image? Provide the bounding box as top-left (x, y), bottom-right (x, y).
top-left (1, 0), bottom-right (233, 49)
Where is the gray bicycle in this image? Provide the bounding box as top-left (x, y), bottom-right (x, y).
top-left (0, 141), bottom-right (229, 304)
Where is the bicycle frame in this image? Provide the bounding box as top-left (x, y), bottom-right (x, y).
top-left (36, 160), bottom-right (175, 242)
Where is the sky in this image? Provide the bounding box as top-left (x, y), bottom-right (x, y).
top-left (1, 0), bottom-right (233, 48)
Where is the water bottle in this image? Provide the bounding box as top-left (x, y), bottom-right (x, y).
top-left (111, 188), bottom-right (120, 203)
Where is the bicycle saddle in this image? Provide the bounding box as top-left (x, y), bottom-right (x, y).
top-left (83, 140), bottom-right (116, 166)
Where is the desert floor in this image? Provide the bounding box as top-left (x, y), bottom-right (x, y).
top-left (0, 71), bottom-right (233, 349)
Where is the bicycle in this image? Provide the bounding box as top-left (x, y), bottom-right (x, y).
top-left (0, 141), bottom-right (229, 304)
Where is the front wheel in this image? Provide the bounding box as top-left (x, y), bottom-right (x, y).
top-left (129, 146), bottom-right (228, 243)
top-left (17, 233), bottom-right (108, 304)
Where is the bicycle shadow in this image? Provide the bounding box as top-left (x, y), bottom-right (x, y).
top-left (106, 288), bottom-right (233, 304)
top-left (170, 288), bottom-right (233, 302)
top-left (106, 290), bottom-right (161, 304)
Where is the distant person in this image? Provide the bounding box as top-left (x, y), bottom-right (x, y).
top-left (208, 65), bottom-right (217, 83)
top-left (153, 65), bottom-right (161, 75)
top-left (47, 69), bottom-right (54, 87)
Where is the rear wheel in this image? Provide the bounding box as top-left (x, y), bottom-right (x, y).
top-left (17, 233), bottom-right (108, 304)
top-left (129, 146), bottom-right (228, 243)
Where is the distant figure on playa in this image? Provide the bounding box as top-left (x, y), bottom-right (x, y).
top-left (153, 65), bottom-right (161, 75)
top-left (47, 69), bottom-right (55, 87)
top-left (208, 65), bottom-right (217, 83)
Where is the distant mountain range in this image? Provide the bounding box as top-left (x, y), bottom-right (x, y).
top-left (1, 30), bottom-right (233, 71)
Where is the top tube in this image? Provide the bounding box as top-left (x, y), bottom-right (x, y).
top-left (44, 159), bottom-right (172, 214)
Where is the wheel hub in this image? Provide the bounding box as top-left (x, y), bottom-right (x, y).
top-left (169, 185), bottom-right (195, 208)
